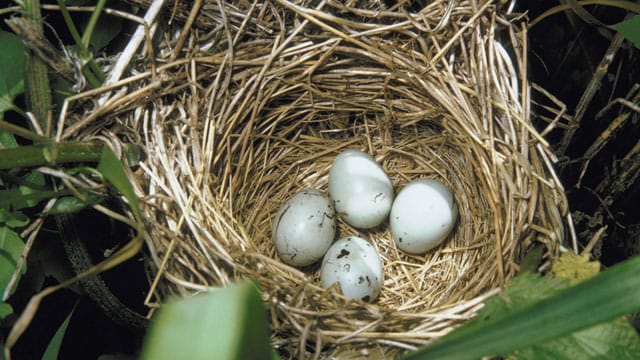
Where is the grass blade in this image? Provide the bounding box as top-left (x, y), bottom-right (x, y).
top-left (96, 145), bottom-right (142, 222)
top-left (41, 306), bottom-right (75, 360)
top-left (402, 255), bottom-right (640, 360)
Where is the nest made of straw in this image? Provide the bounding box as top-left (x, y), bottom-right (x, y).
top-left (66, 0), bottom-right (570, 357)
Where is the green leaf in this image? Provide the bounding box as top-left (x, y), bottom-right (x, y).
top-left (46, 193), bottom-right (105, 215)
top-left (0, 130), bottom-right (19, 149)
top-left (464, 272), bottom-right (568, 325)
top-left (96, 146), bottom-right (142, 222)
top-left (0, 227), bottom-right (26, 298)
top-left (19, 171), bottom-right (47, 208)
top-left (0, 301), bottom-right (13, 319)
top-left (0, 31), bottom-right (26, 114)
top-left (41, 306), bottom-right (75, 360)
top-left (614, 15), bottom-right (640, 49)
top-left (514, 318), bottom-right (640, 360)
top-left (0, 188), bottom-right (66, 211)
top-left (141, 280), bottom-right (274, 360)
top-left (86, 15), bottom-right (123, 52)
top-left (402, 256), bottom-right (640, 360)
top-left (0, 209), bottom-right (29, 228)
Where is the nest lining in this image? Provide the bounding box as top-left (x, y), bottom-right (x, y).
top-left (64, 0), bottom-right (570, 357)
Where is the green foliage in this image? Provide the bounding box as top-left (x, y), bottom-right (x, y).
top-left (0, 31), bottom-right (26, 117)
top-left (613, 15), bottom-right (640, 49)
top-left (97, 146), bottom-right (143, 222)
top-left (41, 307), bottom-right (75, 360)
top-left (141, 280), bottom-right (276, 360)
top-left (55, 0), bottom-right (107, 86)
top-left (46, 192), bottom-right (105, 215)
top-left (86, 14), bottom-right (123, 53)
top-left (0, 1), bottom-right (144, 355)
top-left (0, 226), bottom-right (26, 318)
top-left (514, 318), bottom-right (640, 360)
top-left (0, 302), bottom-right (13, 318)
top-left (0, 209), bottom-right (29, 228)
top-left (0, 170), bottom-right (50, 231)
top-left (0, 129), bottom-right (19, 149)
top-left (18, 171), bottom-right (46, 208)
top-left (402, 256), bottom-right (640, 360)
top-left (0, 142), bottom-right (104, 170)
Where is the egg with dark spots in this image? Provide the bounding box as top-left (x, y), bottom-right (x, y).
top-left (272, 189), bottom-right (336, 267)
top-left (320, 236), bottom-right (383, 302)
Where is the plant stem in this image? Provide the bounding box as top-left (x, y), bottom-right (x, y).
top-left (23, 0), bottom-right (52, 132)
top-left (0, 142), bottom-right (104, 170)
top-left (81, 0), bottom-right (107, 49)
top-left (82, 0), bottom-right (108, 84)
top-left (0, 188), bottom-right (74, 209)
top-left (0, 120), bottom-right (49, 143)
top-left (56, 0), bottom-right (106, 87)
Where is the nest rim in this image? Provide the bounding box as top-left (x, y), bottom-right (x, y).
top-left (62, 0), bottom-right (571, 357)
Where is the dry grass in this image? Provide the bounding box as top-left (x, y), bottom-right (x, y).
top-left (62, 0), bottom-right (571, 357)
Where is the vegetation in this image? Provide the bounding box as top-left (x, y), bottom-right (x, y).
top-left (0, 1), bottom-right (638, 359)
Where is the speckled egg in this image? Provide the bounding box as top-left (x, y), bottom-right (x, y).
top-left (320, 236), bottom-right (383, 302)
top-left (272, 189), bottom-right (336, 267)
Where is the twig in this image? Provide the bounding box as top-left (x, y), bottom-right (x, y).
top-left (557, 31), bottom-right (625, 155)
top-left (170, 0), bottom-right (203, 62)
top-left (99, 0), bottom-right (165, 104)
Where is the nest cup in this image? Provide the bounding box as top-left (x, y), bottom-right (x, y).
top-left (90, 0), bottom-right (571, 357)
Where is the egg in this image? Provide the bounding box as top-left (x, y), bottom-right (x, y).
top-left (328, 150), bottom-right (394, 229)
top-left (272, 189), bottom-right (336, 267)
top-left (320, 236), bottom-right (383, 302)
top-left (390, 179), bottom-right (458, 254)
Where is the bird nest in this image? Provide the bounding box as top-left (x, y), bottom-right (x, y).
top-left (66, 0), bottom-right (569, 357)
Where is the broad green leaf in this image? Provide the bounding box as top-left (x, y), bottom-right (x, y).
top-left (46, 193), bottom-right (105, 215)
top-left (0, 130), bottom-right (19, 149)
top-left (614, 15), bottom-right (640, 49)
top-left (41, 307), bottom-right (75, 360)
top-left (0, 31), bottom-right (26, 114)
top-left (0, 227), bottom-right (26, 297)
top-left (465, 272), bottom-right (568, 325)
top-left (86, 15), bottom-right (123, 52)
top-left (0, 209), bottom-right (29, 228)
top-left (403, 256), bottom-right (640, 360)
top-left (0, 188), bottom-right (62, 211)
top-left (141, 280), bottom-right (273, 360)
top-left (19, 171), bottom-right (47, 208)
top-left (96, 146), bottom-right (142, 222)
top-left (0, 188), bottom-right (25, 209)
top-left (501, 271), bottom-right (640, 359)
top-left (0, 301), bottom-right (13, 319)
top-left (514, 318), bottom-right (640, 360)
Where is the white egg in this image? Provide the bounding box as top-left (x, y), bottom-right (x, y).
top-left (272, 189), bottom-right (336, 267)
top-left (390, 179), bottom-right (458, 254)
top-left (320, 236), bottom-right (383, 302)
top-left (328, 150), bottom-right (394, 229)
